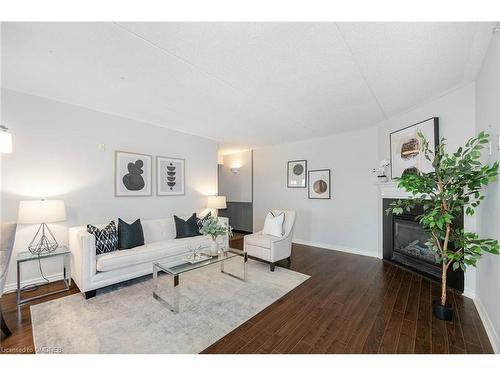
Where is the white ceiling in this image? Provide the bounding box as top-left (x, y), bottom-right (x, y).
top-left (1, 22), bottom-right (495, 151)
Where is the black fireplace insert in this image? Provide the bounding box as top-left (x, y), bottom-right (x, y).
top-left (383, 198), bottom-right (464, 292)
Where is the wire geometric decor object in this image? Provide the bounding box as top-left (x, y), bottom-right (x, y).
top-left (28, 223), bottom-right (59, 255)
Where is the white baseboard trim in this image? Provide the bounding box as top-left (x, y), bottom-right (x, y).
top-left (463, 287), bottom-right (476, 299)
top-left (473, 296), bottom-right (500, 353)
top-left (292, 238), bottom-right (378, 258)
top-left (3, 272), bottom-right (65, 294)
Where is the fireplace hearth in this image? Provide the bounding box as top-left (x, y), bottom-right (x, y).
top-left (383, 198), bottom-right (464, 292)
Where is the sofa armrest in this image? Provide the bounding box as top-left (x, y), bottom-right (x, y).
top-left (243, 231), bottom-right (262, 246)
top-left (69, 227), bottom-right (97, 292)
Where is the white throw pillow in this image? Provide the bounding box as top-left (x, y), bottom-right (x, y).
top-left (262, 212), bottom-right (285, 237)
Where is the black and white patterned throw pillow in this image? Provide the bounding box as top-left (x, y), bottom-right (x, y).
top-left (197, 211), bottom-right (212, 229)
top-left (87, 220), bottom-right (118, 255)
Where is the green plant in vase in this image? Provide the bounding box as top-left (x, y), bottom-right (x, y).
top-left (386, 131), bottom-right (499, 320)
top-left (200, 216), bottom-right (233, 256)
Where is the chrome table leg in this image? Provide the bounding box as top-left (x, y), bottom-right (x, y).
top-left (153, 265), bottom-right (180, 313)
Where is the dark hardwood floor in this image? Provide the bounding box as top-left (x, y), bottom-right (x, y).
top-left (202, 241), bottom-right (493, 354)
top-left (1, 240), bottom-right (493, 354)
top-left (1, 280), bottom-right (80, 354)
top-left (229, 231), bottom-right (248, 242)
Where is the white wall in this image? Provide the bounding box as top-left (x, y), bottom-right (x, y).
top-left (253, 126), bottom-right (379, 257)
top-left (377, 83), bottom-right (477, 161)
top-left (218, 150), bottom-right (252, 202)
top-left (475, 32), bottom-right (500, 353)
top-left (1, 89), bottom-right (218, 290)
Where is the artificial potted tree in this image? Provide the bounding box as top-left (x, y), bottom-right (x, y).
top-left (387, 131), bottom-right (499, 320)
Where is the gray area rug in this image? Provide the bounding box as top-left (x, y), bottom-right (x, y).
top-left (31, 259), bottom-right (309, 353)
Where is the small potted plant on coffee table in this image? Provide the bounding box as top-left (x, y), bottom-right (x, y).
top-left (200, 216), bottom-right (233, 256)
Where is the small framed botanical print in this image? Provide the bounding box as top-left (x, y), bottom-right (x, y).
top-left (115, 151), bottom-right (152, 197)
top-left (156, 156), bottom-right (185, 196)
top-left (287, 160), bottom-right (307, 188)
top-left (308, 169), bottom-right (331, 199)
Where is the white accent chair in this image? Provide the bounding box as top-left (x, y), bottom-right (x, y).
top-left (244, 210), bottom-right (296, 271)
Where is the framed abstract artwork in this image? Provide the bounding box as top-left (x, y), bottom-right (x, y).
top-left (287, 160), bottom-right (307, 188)
top-left (115, 151), bottom-right (152, 196)
top-left (308, 169), bottom-right (331, 199)
top-left (156, 156), bottom-right (185, 196)
top-left (390, 117), bottom-right (439, 179)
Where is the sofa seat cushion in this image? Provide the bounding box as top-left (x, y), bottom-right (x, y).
top-left (244, 233), bottom-right (280, 249)
top-left (96, 235), bottom-right (211, 272)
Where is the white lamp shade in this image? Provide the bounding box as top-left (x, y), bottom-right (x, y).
top-left (0, 130), bottom-right (12, 153)
top-left (18, 200), bottom-right (67, 224)
top-left (207, 195), bottom-right (227, 209)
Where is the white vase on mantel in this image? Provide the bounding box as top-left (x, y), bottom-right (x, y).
top-left (377, 175), bottom-right (389, 183)
top-left (210, 239), bottom-right (219, 256)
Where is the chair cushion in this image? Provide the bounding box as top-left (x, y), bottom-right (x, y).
top-left (96, 235), bottom-right (211, 272)
top-left (270, 210), bottom-right (295, 237)
top-left (262, 211), bottom-right (285, 237)
top-left (245, 233), bottom-right (280, 249)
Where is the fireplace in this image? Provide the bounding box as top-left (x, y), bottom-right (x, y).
top-left (383, 198), bottom-right (464, 292)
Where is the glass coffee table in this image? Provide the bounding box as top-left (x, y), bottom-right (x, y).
top-left (152, 247), bottom-right (247, 313)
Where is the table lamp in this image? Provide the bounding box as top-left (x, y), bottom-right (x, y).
top-left (207, 195), bottom-right (227, 217)
top-left (17, 200), bottom-right (67, 254)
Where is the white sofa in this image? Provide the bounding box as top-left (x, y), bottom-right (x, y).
top-left (244, 210), bottom-right (296, 271)
top-left (69, 215), bottom-right (229, 298)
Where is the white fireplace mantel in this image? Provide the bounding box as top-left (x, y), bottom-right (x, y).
top-left (375, 181), bottom-right (410, 199)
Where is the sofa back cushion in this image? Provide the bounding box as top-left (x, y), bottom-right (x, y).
top-left (141, 218), bottom-right (175, 244)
